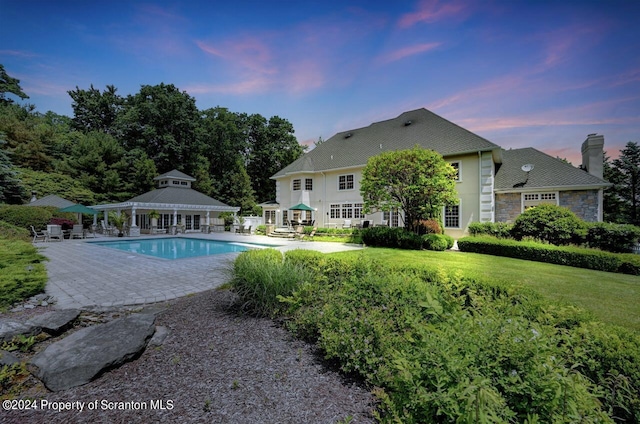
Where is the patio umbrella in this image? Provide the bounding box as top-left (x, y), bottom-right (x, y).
top-left (58, 204), bottom-right (98, 214)
top-left (288, 203), bottom-right (314, 211)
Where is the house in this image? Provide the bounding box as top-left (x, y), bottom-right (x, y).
top-left (92, 169), bottom-right (239, 235)
top-left (269, 108), bottom-right (610, 238)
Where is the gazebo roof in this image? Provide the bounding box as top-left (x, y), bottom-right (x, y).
top-left (27, 194), bottom-right (75, 208)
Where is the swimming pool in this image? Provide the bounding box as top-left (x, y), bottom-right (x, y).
top-left (92, 237), bottom-right (257, 260)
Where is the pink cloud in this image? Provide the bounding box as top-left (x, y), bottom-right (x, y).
top-left (398, 0), bottom-right (468, 28)
top-left (377, 42), bottom-right (441, 64)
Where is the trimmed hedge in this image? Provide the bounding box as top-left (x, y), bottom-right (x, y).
top-left (422, 233), bottom-right (448, 251)
top-left (586, 222), bottom-right (640, 253)
top-left (0, 221), bottom-right (31, 242)
top-left (457, 236), bottom-right (640, 275)
top-left (468, 221), bottom-right (513, 238)
top-left (511, 204), bottom-right (586, 245)
top-left (362, 226), bottom-right (442, 250)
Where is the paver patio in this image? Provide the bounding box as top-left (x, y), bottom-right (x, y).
top-left (36, 233), bottom-right (362, 309)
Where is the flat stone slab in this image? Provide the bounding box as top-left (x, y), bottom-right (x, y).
top-left (29, 313), bottom-right (156, 392)
top-left (26, 309), bottom-right (80, 336)
top-left (0, 350), bottom-right (20, 366)
top-left (0, 320), bottom-right (40, 342)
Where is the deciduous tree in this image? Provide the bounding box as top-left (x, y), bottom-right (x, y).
top-left (360, 146), bottom-right (458, 233)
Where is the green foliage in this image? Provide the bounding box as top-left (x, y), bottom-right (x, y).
top-left (0, 205), bottom-right (56, 230)
top-left (0, 363), bottom-right (31, 399)
top-left (360, 146), bottom-right (458, 233)
top-left (230, 249), bottom-right (314, 317)
top-left (0, 137), bottom-right (25, 204)
top-left (361, 226), bottom-right (422, 249)
top-left (457, 236), bottom-right (640, 275)
top-left (586, 222), bottom-right (640, 253)
top-left (274, 255), bottom-right (633, 423)
top-left (0, 65), bottom-right (29, 105)
top-left (422, 233), bottom-right (448, 251)
top-left (512, 204), bottom-right (587, 245)
top-left (15, 167), bottom-right (96, 204)
top-left (0, 221), bottom-right (30, 242)
top-left (416, 218), bottom-right (442, 235)
top-left (0, 238), bottom-right (47, 308)
top-left (468, 221), bottom-right (514, 238)
top-left (610, 142), bottom-right (640, 225)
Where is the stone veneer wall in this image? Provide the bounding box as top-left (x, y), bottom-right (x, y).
top-left (495, 190), bottom-right (600, 223)
top-left (495, 193), bottom-right (521, 223)
top-left (559, 190), bottom-right (599, 222)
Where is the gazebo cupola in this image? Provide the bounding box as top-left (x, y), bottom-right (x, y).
top-left (155, 169), bottom-right (196, 189)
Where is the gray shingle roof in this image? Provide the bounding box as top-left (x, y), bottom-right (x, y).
top-left (154, 169), bottom-right (196, 181)
top-left (27, 194), bottom-right (75, 208)
top-left (272, 108), bottom-right (500, 177)
top-left (495, 148), bottom-right (610, 191)
top-left (127, 187), bottom-right (233, 207)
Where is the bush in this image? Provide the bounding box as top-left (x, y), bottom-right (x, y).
top-left (468, 221), bottom-right (513, 238)
top-left (362, 227), bottom-right (422, 250)
top-left (586, 222), bottom-right (640, 253)
top-left (230, 248), bottom-right (313, 317)
top-left (457, 236), bottom-right (640, 275)
top-left (422, 233), bottom-right (448, 251)
top-left (511, 204), bottom-right (587, 245)
top-left (0, 221), bottom-right (30, 242)
top-left (0, 205), bottom-right (55, 230)
top-left (441, 234), bottom-right (455, 249)
top-left (254, 224), bottom-right (266, 235)
top-left (416, 219), bottom-right (442, 235)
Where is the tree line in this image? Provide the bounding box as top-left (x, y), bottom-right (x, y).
top-left (0, 65), bottom-right (305, 213)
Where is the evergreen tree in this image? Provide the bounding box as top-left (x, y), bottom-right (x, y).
top-left (611, 142), bottom-right (640, 225)
top-left (0, 135), bottom-right (26, 204)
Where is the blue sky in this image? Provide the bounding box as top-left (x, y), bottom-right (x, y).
top-left (1, 0), bottom-right (638, 165)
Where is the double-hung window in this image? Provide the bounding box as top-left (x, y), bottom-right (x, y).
top-left (305, 178), bottom-right (313, 191)
top-left (292, 179), bottom-right (301, 191)
top-left (338, 174), bottom-right (354, 190)
top-left (330, 204), bottom-right (340, 219)
top-left (444, 204), bottom-right (460, 228)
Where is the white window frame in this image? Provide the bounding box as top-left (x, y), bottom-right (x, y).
top-left (449, 161), bottom-right (461, 182)
top-left (443, 200), bottom-right (461, 229)
top-left (305, 178), bottom-right (313, 191)
top-left (330, 204), bottom-right (340, 219)
top-left (292, 179), bottom-right (301, 191)
top-left (338, 174), bottom-right (355, 191)
top-left (521, 192), bottom-right (559, 211)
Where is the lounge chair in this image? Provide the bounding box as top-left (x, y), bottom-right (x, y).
top-left (235, 225), bottom-right (245, 234)
top-left (242, 225), bottom-right (252, 235)
top-left (362, 220), bottom-right (370, 229)
top-left (70, 224), bottom-right (84, 239)
top-left (47, 225), bottom-right (64, 241)
top-left (299, 227), bottom-right (317, 242)
top-left (100, 220), bottom-right (114, 236)
top-left (31, 226), bottom-right (48, 243)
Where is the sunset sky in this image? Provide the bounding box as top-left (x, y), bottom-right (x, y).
top-left (1, 0), bottom-right (638, 164)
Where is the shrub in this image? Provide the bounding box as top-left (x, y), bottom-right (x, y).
top-left (230, 248), bottom-right (313, 317)
top-left (511, 204), bottom-right (587, 245)
top-left (468, 221), bottom-right (513, 238)
top-left (0, 239), bottom-right (47, 308)
top-left (362, 227), bottom-right (422, 250)
top-left (0, 221), bottom-right (30, 242)
top-left (416, 219), bottom-right (442, 235)
top-left (0, 205), bottom-right (55, 230)
top-left (457, 236), bottom-right (640, 275)
top-left (441, 234), bottom-right (455, 249)
top-left (586, 222), bottom-right (640, 253)
top-left (422, 233), bottom-right (448, 251)
top-left (254, 224), bottom-right (266, 235)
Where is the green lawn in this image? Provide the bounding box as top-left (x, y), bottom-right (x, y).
top-left (330, 247), bottom-right (640, 332)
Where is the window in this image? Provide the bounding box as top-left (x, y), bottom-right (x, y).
top-left (305, 178), bottom-right (313, 191)
top-left (265, 210), bottom-right (276, 224)
top-left (354, 203), bottom-right (364, 219)
top-left (338, 174), bottom-right (354, 190)
top-left (444, 204), bottom-right (460, 228)
top-left (172, 180), bottom-right (180, 185)
top-left (342, 203), bottom-right (353, 219)
top-left (450, 162), bottom-right (461, 181)
top-left (523, 192), bottom-right (558, 210)
top-left (292, 179), bottom-right (301, 191)
top-left (181, 181), bottom-right (188, 186)
top-left (383, 209), bottom-right (400, 227)
top-left (330, 204), bottom-right (340, 219)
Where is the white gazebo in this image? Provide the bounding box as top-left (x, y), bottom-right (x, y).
top-left (91, 170), bottom-right (239, 236)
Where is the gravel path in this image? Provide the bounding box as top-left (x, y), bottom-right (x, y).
top-left (4, 289), bottom-right (376, 423)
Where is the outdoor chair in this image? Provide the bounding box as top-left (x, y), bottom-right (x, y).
top-left (70, 224), bottom-right (84, 239)
top-left (100, 220), bottom-right (114, 236)
top-left (299, 227), bottom-right (317, 242)
top-left (242, 225), bottom-right (252, 235)
top-left (235, 225), bottom-right (245, 234)
top-left (342, 219), bottom-right (352, 228)
top-left (362, 220), bottom-right (370, 229)
top-left (47, 225), bottom-right (64, 241)
top-left (31, 226), bottom-right (48, 243)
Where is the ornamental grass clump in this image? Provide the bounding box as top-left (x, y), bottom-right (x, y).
top-left (230, 249), bottom-right (313, 317)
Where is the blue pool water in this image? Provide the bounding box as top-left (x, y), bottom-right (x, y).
top-left (92, 237), bottom-right (253, 260)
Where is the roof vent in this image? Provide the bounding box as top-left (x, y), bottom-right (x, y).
top-left (344, 133), bottom-right (352, 138)
top-left (404, 120), bottom-right (412, 126)
top-left (331, 155), bottom-right (334, 160)
top-left (380, 143), bottom-right (383, 149)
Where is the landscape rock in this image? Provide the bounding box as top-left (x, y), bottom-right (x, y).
top-left (149, 326), bottom-right (169, 346)
top-left (29, 313), bottom-right (156, 392)
top-left (26, 309), bottom-right (80, 336)
top-left (0, 350), bottom-right (20, 366)
top-left (0, 320), bottom-right (40, 342)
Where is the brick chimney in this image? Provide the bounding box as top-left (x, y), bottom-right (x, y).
top-left (581, 134), bottom-right (604, 180)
